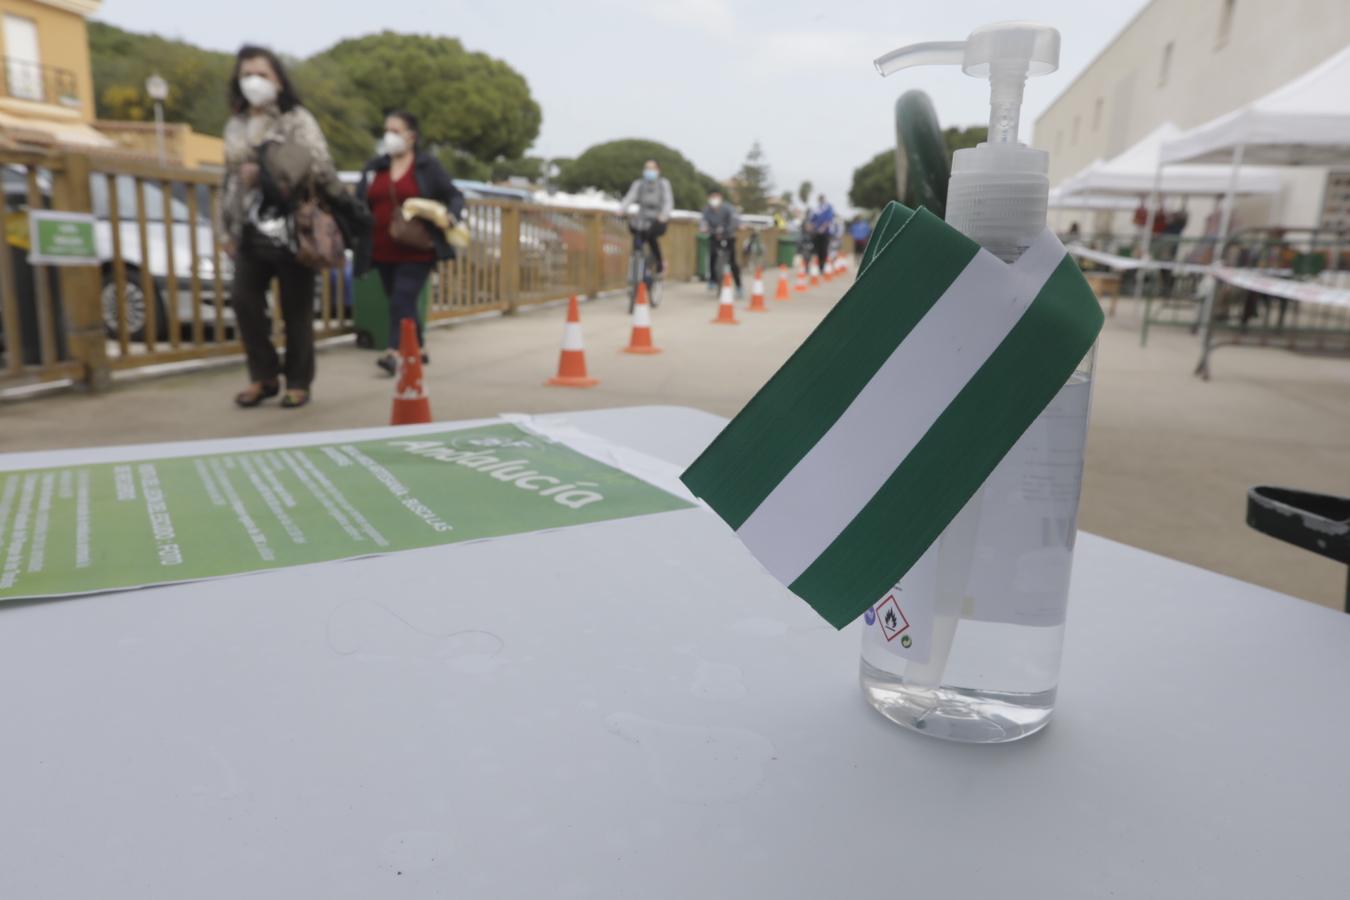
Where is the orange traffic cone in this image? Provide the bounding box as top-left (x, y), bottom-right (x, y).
top-left (748, 267), bottom-right (767, 312)
top-left (390, 318), bottom-right (431, 425)
top-left (836, 253), bottom-right (849, 277)
top-left (794, 255), bottom-right (808, 293)
top-left (712, 271), bottom-right (739, 325)
top-left (809, 257), bottom-right (821, 287)
top-left (547, 295), bottom-right (598, 387)
top-left (774, 264), bottom-right (791, 301)
top-left (623, 282), bottom-right (661, 354)
top-left (822, 255), bottom-right (834, 282)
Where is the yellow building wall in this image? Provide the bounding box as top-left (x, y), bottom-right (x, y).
top-left (0, 0), bottom-right (97, 121)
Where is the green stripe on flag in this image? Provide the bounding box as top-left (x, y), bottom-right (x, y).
top-left (789, 255), bottom-right (1103, 627)
top-left (681, 207), bottom-right (979, 530)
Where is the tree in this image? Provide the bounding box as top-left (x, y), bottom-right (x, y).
top-left (847, 125), bottom-right (993, 212)
top-left (797, 181), bottom-right (813, 205)
top-left (556, 139), bottom-right (717, 209)
top-left (491, 156), bottom-right (546, 183)
top-left (308, 32), bottom-right (541, 165)
top-left (88, 22), bottom-right (233, 136)
top-left (848, 150), bottom-right (896, 211)
top-left (730, 141), bottom-right (773, 214)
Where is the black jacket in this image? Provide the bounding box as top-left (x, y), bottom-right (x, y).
top-left (355, 151), bottom-right (466, 273)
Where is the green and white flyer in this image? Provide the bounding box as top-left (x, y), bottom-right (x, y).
top-left (0, 423), bottom-right (691, 601)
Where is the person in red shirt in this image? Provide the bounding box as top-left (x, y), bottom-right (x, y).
top-left (355, 111), bottom-right (464, 375)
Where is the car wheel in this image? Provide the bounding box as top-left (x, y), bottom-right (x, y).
top-left (102, 268), bottom-right (167, 343)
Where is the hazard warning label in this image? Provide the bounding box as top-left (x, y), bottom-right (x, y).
top-left (875, 594), bottom-right (909, 642)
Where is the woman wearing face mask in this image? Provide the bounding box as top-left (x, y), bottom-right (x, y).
top-left (221, 45), bottom-right (361, 409)
top-left (355, 111), bottom-right (465, 376)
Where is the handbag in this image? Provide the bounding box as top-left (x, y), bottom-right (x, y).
top-left (387, 171), bottom-right (436, 252)
top-left (291, 194), bottom-right (345, 271)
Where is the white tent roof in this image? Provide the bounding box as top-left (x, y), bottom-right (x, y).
top-left (1059, 123), bottom-right (1283, 197)
top-left (1160, 44), bottom-right (1350, 166)
top-left (1047, 187), bottom-right (1135, 211)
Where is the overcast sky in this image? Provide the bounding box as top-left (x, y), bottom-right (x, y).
top-left (98, 0), bottom-right (1150, 209)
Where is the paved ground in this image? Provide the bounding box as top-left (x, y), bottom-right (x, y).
top-left (5, 274), bottom-right (1349, 610)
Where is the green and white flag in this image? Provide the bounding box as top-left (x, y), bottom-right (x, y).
top-left (680, 202), bottom-right (1104, 629)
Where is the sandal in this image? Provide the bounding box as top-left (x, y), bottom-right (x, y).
top-left (280, 389), bottom-right (310, 409)
top-left (234, 381), bottom-right (279, 408)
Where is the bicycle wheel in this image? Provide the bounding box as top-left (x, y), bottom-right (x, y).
top-left (644, 248), bottom-right (661, 308)
top-left (628, 251), bottom-right (643, 314)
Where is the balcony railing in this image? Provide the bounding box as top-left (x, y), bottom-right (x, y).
top-left (1, 57), bottom-right (79, 108)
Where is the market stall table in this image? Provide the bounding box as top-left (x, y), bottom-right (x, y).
top-left (2, 406), bottom-right (1347, 899)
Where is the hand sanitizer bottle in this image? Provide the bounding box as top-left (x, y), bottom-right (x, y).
top-left (859, 22), bottom-right (1097, 743)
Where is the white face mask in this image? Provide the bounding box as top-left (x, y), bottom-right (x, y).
top-left (383, 131), bottom-right (409, 157)
top-left (239, 74), bottom-right (278, 108)
top-left (709, 197), bottom-right (722, 208)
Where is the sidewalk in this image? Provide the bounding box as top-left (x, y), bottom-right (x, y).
top-left (5, 276), bottom-right (1349, 610)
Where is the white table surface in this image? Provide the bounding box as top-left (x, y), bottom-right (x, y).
top-left (2, 405), bottom-right (1348, 899)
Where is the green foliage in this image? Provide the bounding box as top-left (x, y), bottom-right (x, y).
top-left (797, 181), bottom-right (812, 205)
top-left (944, 125), bottom-right (987, 155)
top-left (491, 155), bottom-right (546, 182)
top-left (555, 139), bottom-right (717, 209)
top-left (88, 23), bottom-right (542, 172)
top-left (308, 32), bottom-right (541, 163)
top-left (731, 141), bottom-right (773, 214)
top-left (848, 150), bottom-right (895, 211)
top-left (436, 148), bottom-right (492, 182)
top-left (847, 126), bottom-right (992, 212)
top-left (88, 21), bottom-right (232, 136)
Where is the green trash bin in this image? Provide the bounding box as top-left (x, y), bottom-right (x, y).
top-left (695, 231), bottom-right (710, 282)
top-left (776, 231), bottom-right (799, 267)
top-left (353, 270), bottom-right (430, 350)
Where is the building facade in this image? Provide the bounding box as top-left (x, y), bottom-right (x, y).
top-left (0, 0), bottom-right (108, 147)
top-left (1033, 0), bottom-right (1350, 232)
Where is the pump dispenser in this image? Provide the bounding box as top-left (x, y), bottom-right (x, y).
top-left (859, 23), bottom-right (1095, 743)
top-left (875, 23), bottom-right (1060, 261)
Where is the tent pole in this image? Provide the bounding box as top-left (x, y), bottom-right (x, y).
top-left (1195, 142), bottom-right (1245, 380)
top-left (1135, 162), bottom-right (1165, 300)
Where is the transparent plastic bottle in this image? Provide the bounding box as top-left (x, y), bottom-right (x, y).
top-left (862, 22), bottom-right (1092, 742)
top-left (860, 354), bottom-right (1094, 742)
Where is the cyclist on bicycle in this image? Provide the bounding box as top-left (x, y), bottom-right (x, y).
top-left (701, 190), bottom-right (742, 297)
top-left (618, 159), bottom-right (673, 274)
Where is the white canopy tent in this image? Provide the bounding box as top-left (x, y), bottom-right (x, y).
top-left (1157, 43), bottom-right (1350, 378)
top-left (1160, 44), bottom-right (1350, 168)
top-left (1061, 122), bottom-right (1283, 198)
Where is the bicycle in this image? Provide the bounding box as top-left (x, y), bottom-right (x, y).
top-left (626, 216), bottom-right (664, 314)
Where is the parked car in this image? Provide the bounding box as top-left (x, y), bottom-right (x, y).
top-left (3, 166), bottom-right (230, 343)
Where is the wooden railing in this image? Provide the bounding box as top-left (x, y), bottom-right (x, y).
top-left (0, 148), bottom-right (793, 394)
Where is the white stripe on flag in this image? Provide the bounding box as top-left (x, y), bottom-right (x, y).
top-left (561, 322), bottom-right (584, 351)
top-left (735, 229), bottom-right (1066, 585)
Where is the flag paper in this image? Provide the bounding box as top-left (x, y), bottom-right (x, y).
top-left (680, 202), bottom-right (1104, 629)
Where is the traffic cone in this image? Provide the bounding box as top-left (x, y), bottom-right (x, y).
top-left (712, 271), bottom-right (739, 325)
top-left (774, 264), bottom-right (791, 301)
top-left (836, 253), bottom-right (849, 276)
top-left (809, 258), bottom-right (821, 287)
top-left (748, 267), bottom-right (767, 312)
top-left (390, 318), bottom-right (431, 425)
top-left (623, 282), bottom-right (661, 354)
top-left (822, 255), bottom-right (834, 282)
top-left (794, 256), bottom-right (808, 293)
top-left (546, 295), bottom-right (598, 387)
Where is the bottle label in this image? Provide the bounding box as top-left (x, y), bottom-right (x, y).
top-left (862, 540), bottom-right (940, 664)
top-left (963, 378), bottom-right (1090, 627)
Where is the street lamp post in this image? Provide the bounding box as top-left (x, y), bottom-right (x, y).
top-left (145, 73), bottom-right (168, 165)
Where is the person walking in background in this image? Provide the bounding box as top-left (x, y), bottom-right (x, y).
top-left (808, 194), bottom-right (835, 274)
top-left (618, 159), bottom-right (673, 274)
top-left (701, 190), bottom-right (741, 296)
top-left (356, 110), bottom-right (465, 376)
top-left (849, 215), bottom-right (871, 261)
top-left (222, 45), bottom-right (364, 410)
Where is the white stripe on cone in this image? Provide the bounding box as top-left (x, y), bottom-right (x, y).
top-left (752, 276), bottom-right (764, 295)
top-left (735, 230), bottom-right (1065, 585)
top-left (719, 282), bottom-right (733, 306)
top-left (633, 300), bottom-right (652, 327)
top-left (561, 321), bottom-right (584, 351)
